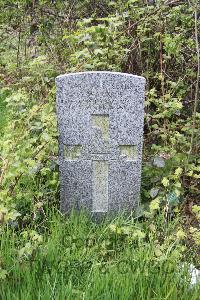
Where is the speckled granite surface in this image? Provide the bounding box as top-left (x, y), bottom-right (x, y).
top-left (56, 71), bottom-right (146, 216)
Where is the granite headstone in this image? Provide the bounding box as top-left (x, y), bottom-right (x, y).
top-left (56, 71), bottom-right (145, 216)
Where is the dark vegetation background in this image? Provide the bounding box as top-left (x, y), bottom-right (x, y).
top-left (0, 0), bottom-right (199, 296)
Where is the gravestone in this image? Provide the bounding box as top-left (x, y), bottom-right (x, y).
top-left (56, 71), bottom-right (145, 217)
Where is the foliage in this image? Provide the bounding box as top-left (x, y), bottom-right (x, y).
top-left (0, 0), bottom-right (199, 294)
top-left (0, 210), bottom-right (200, 299)
top-left (0, 0), bottom-right (199, 218)
top-left (0, 88), bottom-right (9, 132)
top-left (0, 56), bottom-right (58, 225)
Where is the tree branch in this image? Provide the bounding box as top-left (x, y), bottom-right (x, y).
top-left (188, 5), bottom-right (199, 155)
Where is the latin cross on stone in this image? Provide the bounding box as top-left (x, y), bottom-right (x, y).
top-left (63, 114), bottom-right (138, 213)
top-left (56, 71), bottom-right (146, 217)
top-left (63, 114), bottom-right (138, 161)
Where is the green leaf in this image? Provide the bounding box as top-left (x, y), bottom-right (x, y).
top-left (162, 177), bottom-right (169, 187)
top-left (150, 198), bottom-right (160, 212)
top-left (0, 268), bottom-right (8, 280)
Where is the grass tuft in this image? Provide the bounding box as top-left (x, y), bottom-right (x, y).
top-left (0, 209), bottom-right (199, 299)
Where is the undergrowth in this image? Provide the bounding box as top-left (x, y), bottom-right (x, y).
top-left (0, 0), bottom-right (199, 223)
top-left (0, 1), bottom-right (199, 296)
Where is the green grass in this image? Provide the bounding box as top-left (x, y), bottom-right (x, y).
top-left (0, 209), bottom-right (199, 299)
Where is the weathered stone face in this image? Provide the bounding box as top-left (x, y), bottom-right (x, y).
top-left (56, 71), bottom-right (145, 216)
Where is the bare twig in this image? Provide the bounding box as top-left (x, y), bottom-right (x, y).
top-left (159, 23), bottom-right (168, 146)
top-left (125, 7), bottom-right (161, 33)
top-left (188, 5), bottom-right (199, 155)
top-left (17, 26), bottom-right (21, 68)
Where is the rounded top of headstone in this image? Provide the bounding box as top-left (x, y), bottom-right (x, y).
top-left (56, 71), bottom-right (146, 84)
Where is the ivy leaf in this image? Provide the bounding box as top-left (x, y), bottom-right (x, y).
top-left (41, 132), bottom-right (50, 142)
top-left (176, 229), bottom-right (186, 240)
top-left (94, 49), bottom-right (104, 55)
top-left (162, 177), bottom-right (169, 187)
top-left (175, 167), bottom-right (183, 176)
top-left (0, 268), bottom-right (8, 280)
top-left (109, 224), bottom-right (117, 232)
top-left (6, 210), bottom-right (21, 221)
top-left (121, 226), bottom-right (132, 235)
top-left (132, 229), bottom-right (146, 240)
top-left (155, 246), bottom-right (162, 257)
top-left (150, 198), bottom-right (160, 212)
